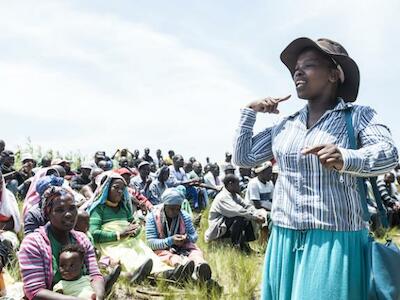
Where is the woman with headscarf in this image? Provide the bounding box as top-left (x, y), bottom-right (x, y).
top-left (22, 167), bottom-right (52, 218)
top-left (19, 186), bottom-right (105, 300)
top-left (23, 165), bottom-right (85, 218)
top-left (87, 172), bottom-right (177, 284)
top-left (23, 175), bottom-right (64, 235)
top-left (114, 167), bottom-right (153, 213)
top-left (233, 38), bottom-right (398, 299)
top-left (146, 188), bottom-right (211, 282)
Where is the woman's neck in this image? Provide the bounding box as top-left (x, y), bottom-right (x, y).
top-left (307, 94), bottom-right (338, 128)
top-left (166, 215), bottom-right (174, 227)
top-left (106, 200), bottom-right (119, 208)
top-left (49, 226), bottom-right (70, 244)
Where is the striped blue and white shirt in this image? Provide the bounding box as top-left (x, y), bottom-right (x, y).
top-left (233, 99), bottom-right (398, 231)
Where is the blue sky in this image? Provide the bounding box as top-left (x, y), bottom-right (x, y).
top-left (1, 1), bottom-right (399, 163)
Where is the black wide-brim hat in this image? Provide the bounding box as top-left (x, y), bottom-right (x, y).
top-left (280, 37), bottom-right (360, 102)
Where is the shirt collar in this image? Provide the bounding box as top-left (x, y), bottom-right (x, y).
top-left (287, 97), bottom-right (352, 119)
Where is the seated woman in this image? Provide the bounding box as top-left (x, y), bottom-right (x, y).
top-left (114, 168), bottom-right (153, 213)
top-left (23, 175), bottom-right (64, 235)
top-left (146, 188), bottom-right (211, 282)
top-left (0, 170), bottom-right (21, 259)
top-left (23, 165), bottom-right (85, 218)
top-left (87, 172), bottom-right (176, 284)
top-left (19, 186), bottom-right (105, 300)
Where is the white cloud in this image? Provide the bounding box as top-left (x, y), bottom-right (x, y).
top-left (1, 0), bottom-right (399, 163)
top-left (0, 1), bottom-right (256, 162)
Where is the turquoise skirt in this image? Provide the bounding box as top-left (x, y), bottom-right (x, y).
top-left (262, 226), bottom-right (368, 300)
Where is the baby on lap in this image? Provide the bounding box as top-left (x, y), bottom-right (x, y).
top-left (53, 244), bottom-right (96, 300)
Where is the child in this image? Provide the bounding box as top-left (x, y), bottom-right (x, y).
top-left (75, 210), bottom-right (94, 245)
top-left (53, 244), bottom-right (96, 299)
top-left (75, 210), bottom-right (121, 295)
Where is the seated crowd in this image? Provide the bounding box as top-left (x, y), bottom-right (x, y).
top-left (0, 139), bottom-right (399, 299)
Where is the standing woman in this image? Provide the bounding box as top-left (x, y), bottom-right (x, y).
top-left (233, 38), bottom-right (398, 300)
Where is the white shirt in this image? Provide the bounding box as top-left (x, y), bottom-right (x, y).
top-left (245, 177), bottom-right (274, 210)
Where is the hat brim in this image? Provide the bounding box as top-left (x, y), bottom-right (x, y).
top-left (138, 162), bottom-right (150, 169)
top-left (280, 37), bottom-right (360, 102)
top-left (254, 164), bottom-right (272, 174)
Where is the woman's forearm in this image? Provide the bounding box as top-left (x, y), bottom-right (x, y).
top-left (233, 108), bottom-right (274, 168)
top-left (91, 278), bottom-right (105, 300)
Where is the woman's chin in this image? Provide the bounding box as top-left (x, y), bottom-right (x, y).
top-left (296, 91), bottom-right (309, 100)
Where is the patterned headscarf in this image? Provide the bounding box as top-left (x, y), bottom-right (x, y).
top-left (42, 186), bottom-right (74, 218)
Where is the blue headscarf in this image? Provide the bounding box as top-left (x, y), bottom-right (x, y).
top-left (36, 175), bottom-right (64, 197)
top-left (86, 172), bottom-right (131, 214)
top-left (161, 187), bottom-right (185, 206)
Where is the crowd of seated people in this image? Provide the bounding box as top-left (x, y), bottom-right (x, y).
top-left (0, 138), bottom-right (399, 299)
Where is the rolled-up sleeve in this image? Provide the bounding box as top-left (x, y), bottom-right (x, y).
top-left (339, 106), bottom-right (398, 176)
top-left (233, 108), bottom-right (274, 168)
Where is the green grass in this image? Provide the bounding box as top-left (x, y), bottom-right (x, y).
top-left (106, 215), bottom-right (400, 299)
top-left (108, 206), bottom-right (264, 299)
top-left (8, 145), bottom-right (400, 299)
top-left (7, 199), bottom-right (400, 299)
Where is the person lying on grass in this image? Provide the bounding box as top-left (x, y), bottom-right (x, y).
top-left (146, 187), bottom-right (212, 282)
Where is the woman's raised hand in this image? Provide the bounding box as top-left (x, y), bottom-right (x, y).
top-left (246, 95), bottom-right (291, 114)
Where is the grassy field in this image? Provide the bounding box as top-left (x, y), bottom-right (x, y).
top-left (5, 202), bottom-right (400, 299)
top-left (6, 196), bottom-right (400, 300)
top-left (109, 206), bottom-right (265, 300)
top-left (108, 219), bottom-right (400, 300)
top-left (5, 148), bottom-right (400, 299)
